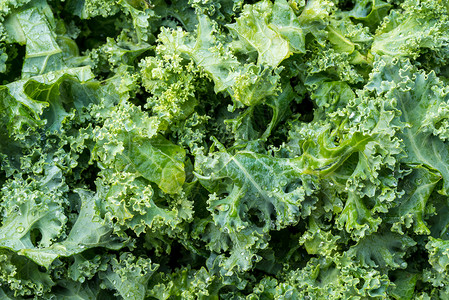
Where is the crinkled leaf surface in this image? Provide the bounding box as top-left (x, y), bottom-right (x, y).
top-left (2, 0), bottom-right (449, 298)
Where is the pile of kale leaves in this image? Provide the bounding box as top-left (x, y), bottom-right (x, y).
top-left (1, 0), bottom-right (449, 298)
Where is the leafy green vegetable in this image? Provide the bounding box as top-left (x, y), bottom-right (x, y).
top-left (3, 0), bottom-right (449, 298)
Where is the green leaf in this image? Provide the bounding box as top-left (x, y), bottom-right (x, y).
top-left (297, 0), bottom-right (334, 44)
top-left (196, 142), bottom-right (307, 232)
top-left (0, 250), bottom-right (55, 297)
top-left (0, 85), bottom-right (45, 139)
top-left (345, 232), bottom-right (416, 271)
top-left (226, 0), bottom-right (290, 67)
top-left (140, 54), bottom-right (198, 127)
top-left (99, 253), bottom-right (158, 300)
top-left (100, 172), bottom-right (193, 236)
top-left (4, 7), bottom-right (64, 77)
top-left (336, 193), bottom-right (382, 239)
top-left (65, 0), bottom-right (121, 18)
top-left (158, 15), bottom-right (281, 107)
top-left (225, 80), bottom-right (295, 142)
top-left (0, 46), bottom-right (6, 73)
top-left (122, 134), bottom-right (186, 194)
top-left (371, 1), bottom-right (449, 58)
top-left (427, 237), bottom-right (449, 273)
top-left (1, 67), bottom-right (94, 137)
top-left (389, 167), bottom-right (441, 235)
top-left (0, 166), bottom-right (67, 254)
top-left (18, 189), bottom-right (125, 268)
top-left (388, 270), bottom-right (419, 300)
top-left (270, 0), bottom-right (306, 54)
top-left (367, 57), bottom-right (449, 194)
top-left (342, 0), bottom-right (392, 30)
top-left (51, 280), bottom-right (101, 299)
top-left (93, 102), bottom-right (186, 194)
top-left (195, 140), bottom-right (311, 272)
top-left (147, 267), bottom-right (222, 300)
top-left (306, 78), bottom-right (356, 113)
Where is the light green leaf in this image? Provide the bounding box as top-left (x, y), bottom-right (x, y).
top-left (93, 102), bottom-right (186, 194)
top-left (371, 1), bottom-right (449, 58)
top-left (226, 0), bottom-right (290, 67)
top-left (99, 253), bottom-right (158, 300)
top-left (18, 189), bottom-right (125, 268)
top-left (270, 0), bottom-right (306, 54)
top-left (367, 57), bottom-right (449, 194)
top-left (123, 134), bottom-right (186, 194)
top-left (427, 237), bottom-right (449, 273)
top-left (337, 193), bottom-right (382, 239)
top-left (158, 15), bottom-right (281, 107)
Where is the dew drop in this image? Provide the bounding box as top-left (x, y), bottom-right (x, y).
top-left (54, 244), bottom-right (67, 251)
top-left (124, 120), bottom-right (134, 132)
top-left (16, 226), bottom-right (24, 233)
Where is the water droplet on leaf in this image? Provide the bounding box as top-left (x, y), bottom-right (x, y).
top-left (124, 120), bottom-right (134, 132)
